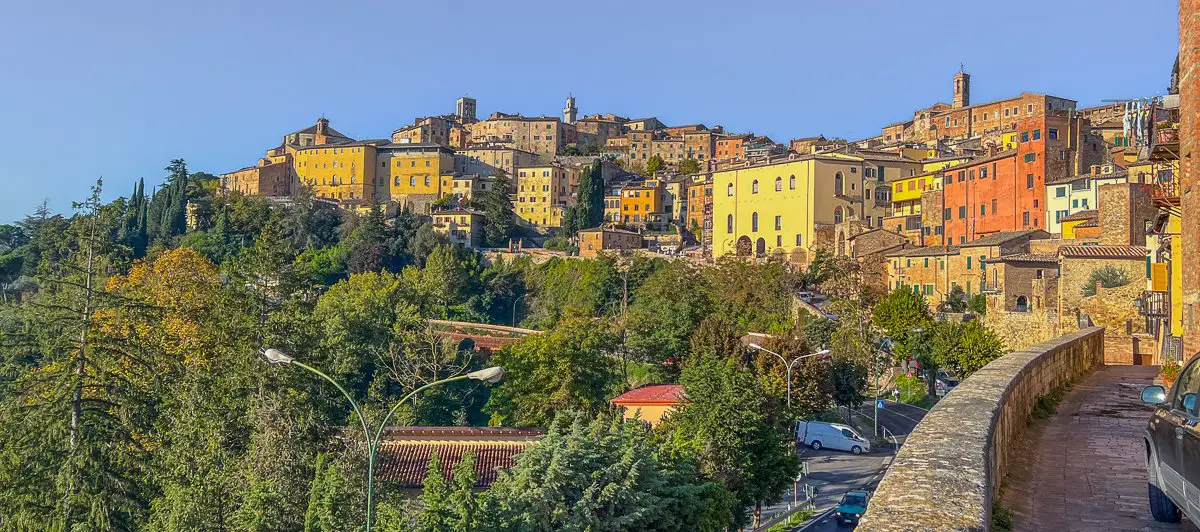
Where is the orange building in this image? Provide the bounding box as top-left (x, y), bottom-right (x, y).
top-left (618, 180), bottom-right (664, 226)
top-left (940, 149), bottom-right (1020, 245)
top-left (716, 134), bottom-right (748, 160)
top-left (611, 384), bottom-right (684, 426)
top-left (578, 227), bottom-right (643, 257)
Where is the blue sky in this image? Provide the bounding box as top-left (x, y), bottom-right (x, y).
top-left (0, 0), bottom-right (1178, 222)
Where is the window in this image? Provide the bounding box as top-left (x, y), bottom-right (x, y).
top-left (1035, 269), bottom-right (1044, 280)
top-left (1056, 210), bottom-right (1067, 222)
top-left (969, 169), bottom-right (975, 180)
top-left (981, 204), bottom-right (987, 216)
top-left (789, 175), bottom-right (796, 189)
top-left (981, 167), bottom-right (988, 178)
top-left (1022, 211), bottom-right (1030, 226)
top-left (752, 212), bottom-right (759, 232)
top-left (425, 176), bottom-right (430, 186)
top-left (943, 208), bottom-right (951, 220)
top-left (1020, 131), bottom-right (1030, 142)
top-left (992, 199), bottom-right (998, 213)
top-left (727, 183), bottom-right (733, 196)
top-left (775, 177), bottom-right (783, 191)
top-left (1026, 174), bottom-right (1035, 189)
top-left (752, 180), bottom-right (759, 193)
top-left (1056, 186), bottom-right (1066, 198)
top-left (795, 234), bottom-right (802, 245)
top-left (1048, 128), bottom-right (1059, 140)
top-left (776, 235), bottom-right (782, 247)
top-left (1033, 199), bottom-right (1038, 208)
top-left (967, 256), bottom-right (973, 270)
top-left (775, 215), bottom-right (782, 230)
top-left (834, 172), bottom-right (844, 195)
top-left (727, 214), bottom-right (733, 233)
top-left (924, 258), bottom-right (929, 267)
top-left (410, 177), bottom-right (416, 186)
top-left (960, 235), bottom-right (967, 244)
top-left (958, 171), bottom-right (965, 182)
top-left (959, 206), bottom-right (967, 219)
top-left (1032, 129), bottom-right (1041, 140)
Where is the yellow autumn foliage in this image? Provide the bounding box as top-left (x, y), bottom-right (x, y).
top-left (98, 247), bottom-right (221, 366)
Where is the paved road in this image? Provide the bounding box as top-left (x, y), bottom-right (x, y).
top-left (1003, 365), bottom-right (1191, 531)
top-left (759, 400), bottom-right (929, 531)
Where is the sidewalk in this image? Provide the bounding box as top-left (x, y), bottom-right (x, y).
top-left (1002, 365), bottom-right (1190, 531)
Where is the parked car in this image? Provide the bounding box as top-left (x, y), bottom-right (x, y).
top-left (834, 489), bottom-right (871, 527)
top-left (1141, 357), bottom-right (1200, 524)
top-left (795, 421), bottom-right (871, 455)
top-left (934, 370), bottom-right (960, 397)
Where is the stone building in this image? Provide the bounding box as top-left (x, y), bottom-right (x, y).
top-left (887, 230), bottom-right (1050, 309)
top-left (514, 163), bottom-right (578, 229)
top-left (391, 116), bottom-right (465, 148)
top-left (1179, 0), bottom-right (1199, 353)
top-left (983, 253), bottom-right (1060, 313)
top-left (466, 113), bottom-right (576, 156)
top-left (455, 145), bottom-right (540, 177)
top-left (1057, 245), bottom-right (1150, 320)
top-left (578, 227), bottom-right (643, 257)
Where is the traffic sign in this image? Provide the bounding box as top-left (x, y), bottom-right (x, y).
top-left (876, 399), bottom-right (885, 410)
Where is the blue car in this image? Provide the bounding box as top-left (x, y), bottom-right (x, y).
top-left (834, 489), bottom-right (871, 527)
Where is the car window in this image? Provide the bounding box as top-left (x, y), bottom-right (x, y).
top-left (840, 428), bottom-right (856, 438)
top-left (1170, 357), bottom-right (1200, 413)
top-left (843, 494), bottom-right (866, 506)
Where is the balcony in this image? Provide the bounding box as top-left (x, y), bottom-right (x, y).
top-left (1150, 168), bottom-right (1180, 208)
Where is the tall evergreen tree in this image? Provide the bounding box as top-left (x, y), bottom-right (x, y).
top-left (418, 452), bottom-right (452, 531)
top-left (479, 170), bottom-right (514, 247)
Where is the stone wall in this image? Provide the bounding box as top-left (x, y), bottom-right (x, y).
top-left (857, 327), bottom-right (1105, 532)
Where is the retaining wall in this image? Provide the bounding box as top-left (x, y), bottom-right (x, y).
top-left (856, 326), bottom-right (1105, 531)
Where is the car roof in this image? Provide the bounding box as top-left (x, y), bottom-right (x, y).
top-left (845, 489), bottom-right (871, 495)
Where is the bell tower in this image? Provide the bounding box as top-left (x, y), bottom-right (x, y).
top-left (953, 67), bottom-right (970, 108)
top-left (563, 94), bottom-right (578, 125)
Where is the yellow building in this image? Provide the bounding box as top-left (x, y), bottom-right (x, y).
top-left (376, 143), bottom-right (457, 212)
top-left (293, 141), bottom-right (384, 203)
top-left (432, 209), bottom-right (483, 248)
top-left (515, 163), bottom-right (575, 228)
top-left (712, 154), bottom-right (864, 257)
top-left (456, 146), bottom-right (540, 177)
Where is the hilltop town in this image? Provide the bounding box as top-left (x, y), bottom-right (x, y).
top-left (219, 68), bottom-right (1184, 361)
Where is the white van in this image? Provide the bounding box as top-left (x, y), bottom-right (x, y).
top-left (795, 421), bottom-right (871, 455)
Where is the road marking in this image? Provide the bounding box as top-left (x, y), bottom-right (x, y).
top-left (883, 399), bottom-right (929, 412)
top-left (794, 507), bottom-right (836, 532)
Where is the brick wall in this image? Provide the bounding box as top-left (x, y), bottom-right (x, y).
top-left (1181, 0), bottom-right (1200, 355)
top-left (858, 327), bottom-right (1105, 532)
top-left (1097, 182), bottom-right (1156, 246)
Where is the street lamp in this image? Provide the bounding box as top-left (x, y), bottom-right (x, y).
top-left (260, 348), bottom-right (503, 532)
top-left (748, 343), bottom-right (832, 408)
top-left (511, 293), bottom-right (526, 328)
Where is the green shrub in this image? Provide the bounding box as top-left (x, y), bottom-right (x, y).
top-left (1082, 266), bottom-right (1129, 297)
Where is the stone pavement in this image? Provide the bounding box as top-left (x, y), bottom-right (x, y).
top-left (1003, 365), bottom-right (1191, 531)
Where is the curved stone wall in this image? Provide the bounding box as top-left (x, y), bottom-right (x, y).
top-left (857, 326), bottom-right (1105, 531)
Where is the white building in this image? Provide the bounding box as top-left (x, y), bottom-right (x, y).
top-left (1045, 165), bottom-right (1127, 234)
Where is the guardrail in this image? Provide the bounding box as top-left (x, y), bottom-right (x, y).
top-left (857, 327), bottom-right (1105, 531)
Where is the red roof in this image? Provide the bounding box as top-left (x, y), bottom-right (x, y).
top-left (1059, 245), bottom-right (1148, 259)
top-left (612, 384), bottom-right (685, 406)
top-left (376, 442), bottom-right (535, 489)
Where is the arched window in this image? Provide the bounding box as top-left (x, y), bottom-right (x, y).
top-left (331, 174), bottom-right (338, 185)
top-left (394, 176), bottom-right (401, 186)
top-left (727, 214), bottom-right (734, 233)
top-left (752, 180), bottom-right (759, 194)
top-left (833, 206), bottom-right (843, 224)
top-left (752, 212), bottom-right (759, 232)
top-left (789, 175), bottom-right (796, 189)
top-left (834, 172), bottom-right (844, 196)
top-left (775, 177), bottom-right (783, 191)
top-left (727, 183), bottom-right (734, 196)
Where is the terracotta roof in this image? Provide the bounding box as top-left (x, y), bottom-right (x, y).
top-left (1074, 219), bottom-right (1099, 228)
top-left (1061, 209), bottom-right (1099, 222)
top-left (612, 384), bottom-right (685, 405)
top-left (376, 442), bottom-right (535, 489)
top-left (959, 230), bottom-right (1049, 248)
top-left (992, 253), bottom-right (1059, 263)
top-left (1046, 169), bottom-right (1129, 185)
top-left (1058, 245), bottom-right (1148, 259)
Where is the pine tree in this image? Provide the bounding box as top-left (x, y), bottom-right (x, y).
top-left (449, 451), bottom-right (478, 531)
top-left (418, 451), bottom-right (452, 531)
top-left (480, 170), bottom-right (514, 247)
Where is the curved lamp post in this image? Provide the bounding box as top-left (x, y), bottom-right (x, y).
top-left (747, 344), bottom-right (832, 408)
top-left (262, 348), bottom-right (503, 532)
